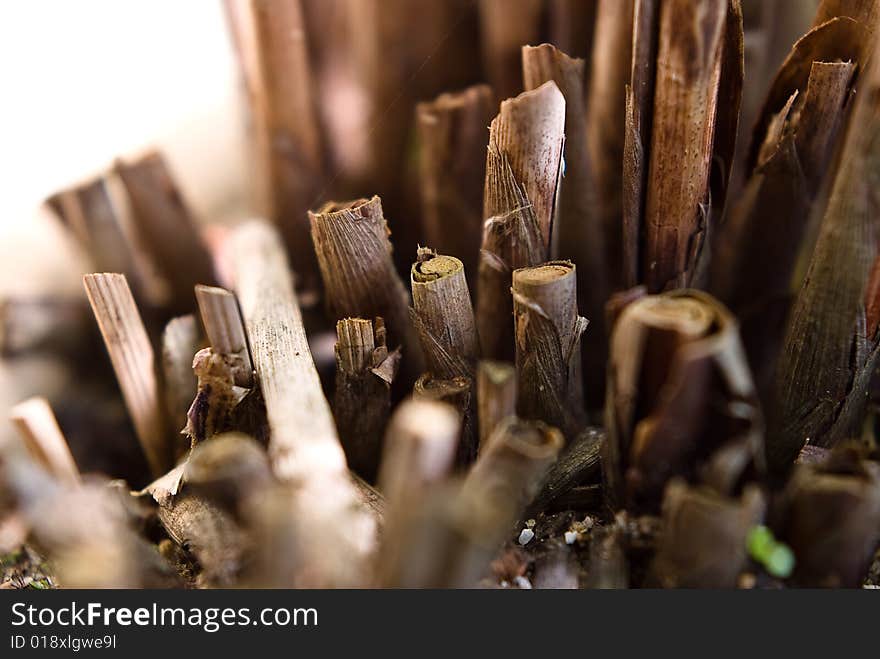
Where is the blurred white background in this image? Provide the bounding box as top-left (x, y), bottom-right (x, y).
top-left (0, 0), bottom-right (247, 295)
top-left (0, 1), bottom-right (248, 426)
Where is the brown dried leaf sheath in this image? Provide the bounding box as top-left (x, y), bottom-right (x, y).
top-left (486, 81), bottom-right (565, 251)
top-left (309, 196), bottom-right (422, 375)
top-left (84, 273), bottom-right (169, 477)
top-left (603, 290), bottom-right (762, 510)
top-left (241, 0), bottom-right (324, 288)
top-left (711, 51), bottom-right (856, 398)
top-left (231, 220), bottom-right (376, 586)
top-left (523, 43), bottom-right (608, 407)
top-left (410, 248), bottom-right (478, 380)
top-left (477, 83), bottom-right (564, 360)
top-left (587, 0), bottom-right (636, 289)
top-left (773, 41), bottom-right (880, 467)
top-left (334, 317), bottom-right (398, 481)
top-left (622, 0), bottom-right (660, 289)
top-left (115, 151), bottom-right (216, 311)
top-left (642, 0), bottom-right (727, 292)
top-left (416, 85), bottom-right (494, 281)
top-left (513, 261), bottom-right (588, 441)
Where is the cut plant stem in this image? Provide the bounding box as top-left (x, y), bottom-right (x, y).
top-left (622, 0), bottom-right (661, 289)
top-left (476, 360), bottom-right (516, 450)
top-left (649, 480), bottom-right (765, 588)
top-left (46, 177), bottom-right (144, 297)
top-left (641, 0), bottom-right (730, 292)
top-left (381, 416), bottom-right (562, 587)
top-left (410, 247), bottom-right (478, 380)
top-left (773, 37), bottom-right (880, 467)
top-left (777, 446), bottom-right (880, 587)
top-left (603, 289), bottom-right (762, 510)
top-left (231, 0), bottom-right (324, 291)
top-left (523, 43), bottom-right (608, 408)
top-left (230, 219), bottom-right (376, 586)
top-left (413, 373), bottom-right (476, 465)
top-left (587, 0), bottom-right (635, 289)
top-left (195, 284), bottom-right (253, 387)
top-left (477, 82), bottom-right (565, 360)
top-left (115, 151), bottom-right (217, 311)
top-left (10, 397), bottom-right (80, 487)
top-left (374, 398), bottom-right (460, 586)
top-left (309, 196), bottom-right (423, 378)
top-left (334, 317), bottom-right (399, 482)
top-left (376, 398), bottom-right (460, 507)
top-left (711, 21), bottom-right (860, 398)
top-left (416, 85), bottom-right (494, 282)
top-left (83, 273), bottom-right (169, 477)
top-left (512, 261), bottom-right (588, 441)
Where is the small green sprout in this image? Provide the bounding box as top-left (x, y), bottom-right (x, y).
top-left (747, 525), bottom-right (795, 579)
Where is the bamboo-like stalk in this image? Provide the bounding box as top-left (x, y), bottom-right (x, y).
top-left (603, 290), bottom-right (762, 510)
top-left (161, 315), bottom-right (201, 446)
top-left (476, 360), bottom-right (517, 450)
top-left (83, 273), bottom-right (169, 477)
top-left (478, 0), bottom-right (544, 101)
top-left (411, 248), bottom-right (478, 380)
top-left (523, 43), bottom-right (608, 407)
top-left (230, 219), bottom-right (376, 586)
top-left (195, 284), bottom-right (253, 387)
top-left (309, 196), bottom-right (422, 376)
top-left (512, 261), bottom-right (588, 440)
top-left (231, 0), bottom-right (325, 290)
top-left (416, 85), bottom-right (494, 282)
top-left (587, 0), bottom-right (635, 289)
top-left (115, 151), bottom-right (217, 311)
top-left (10, 397), bottom-right (80, 487)
top-left (772, 37), bottom-right (880, 468)
top-left (477, 82), bottom-right (565, 361)
top-left (334, 317), bottom-right (399, 481)
top-left (640, 0), bottom-right (733, 292)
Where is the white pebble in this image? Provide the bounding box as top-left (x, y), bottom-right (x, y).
top-left (518, 528), bottom-right (535, 545)
top-left (564, 531), bottom-right (578, 545)
top-left (514, 576), bottom-right (532, 589)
